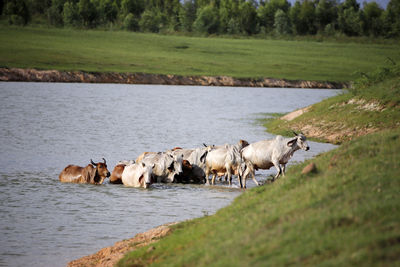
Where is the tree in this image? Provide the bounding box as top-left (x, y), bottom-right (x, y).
top-left (78, 0), bottom-right (97, 27)
top-left (274, 9), bottom-right (290, 35)
top-left (47, 0), bottom-right (66, 26)
top-left (124, 12), bottom-right (139, 31)
top-left (291, 0), bottom-right (316, 35)
top-left (4, 0), bottom-right (31, 25)
top-left (63, 1), bottom-right (80, 26)
top-left (338, 0), bottom-right (362, 36)
top-left (238, 1), bottom-right (258, 35)
top-left (28, 0), bottom-right (52, 15)
top-left (258, 0), bottom-right (290, 33)
top-left (163, 0), bottom-right (181, 31)
top-left (362, 1), bottom-right (383, 36)
top-left (315, 0), bottom-right (337, 33)
top-left (193, 4), bottom-right (219, 34)
top-left (219, 0), bottom-right (238, 34)
top-left (383, 0), bottom-right (400, 37)
top-left (98, 0), bottom-right (118, 24)
top-left (139, 8), bottom-right (163, 32)
top-left (179, 0), bottom-right (197, 32)
top-left (121, 0), bottom-right (145, 17)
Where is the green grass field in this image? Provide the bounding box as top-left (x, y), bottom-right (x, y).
top-left (1, 26), bottom-right (399, 82)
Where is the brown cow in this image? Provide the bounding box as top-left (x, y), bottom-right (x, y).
top-left (110, 164), bottom-right (126, 184)
top-left (59, 158), bottom-right (110, 184)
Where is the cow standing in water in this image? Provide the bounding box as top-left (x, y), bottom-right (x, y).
top-left (241, 132), bottom-right (310, 187)
top-left (59, 158), bottom-right (110, 184)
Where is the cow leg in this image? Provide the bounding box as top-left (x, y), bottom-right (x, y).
top-left (251, 173), bottom-right (259, 186)
top-left (205, 169), bottom-right (210, 185)
top-left (281, 164), bottom-right (286, 177)
top-left (237, 173), bottom-right (243, 188)
top-left (211, 173), bottom-right (217, 185)
top-left (226, 166), bottom-right (232, 186)
top-left (272, 160), bottom-right (282, 181)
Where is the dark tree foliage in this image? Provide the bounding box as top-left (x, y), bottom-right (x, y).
top-left (180, 0), bottom-right (197, 32)
top-left (4, 0), bottom-right (397, 38)
top-left (384, 0), bottom-right (400, 37)
top-left (3, 0), bottom-right (31, 25)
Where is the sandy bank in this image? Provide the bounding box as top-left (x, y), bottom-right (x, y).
top-left (67, 222), bottom-right (177, 267)
top-left (0, 68), bottom-right (347, 89)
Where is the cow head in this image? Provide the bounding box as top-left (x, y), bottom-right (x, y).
top-left (165, 152), bottom-right (183, 182)
top-left (139, 162), bottom-right (154, 188)
top-left (237, 139), bottom-right (249, 151)
top-left (90, 158), bottom-right (111, 184)
top-left (287, 132), bottom-right (310, 151)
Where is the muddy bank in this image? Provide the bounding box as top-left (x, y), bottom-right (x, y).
top-left (67, 222), bottom-right (177, 267)
top-left (0, 67), bottom-right (347, 89)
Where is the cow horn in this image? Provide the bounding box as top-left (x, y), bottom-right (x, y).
top-left (203, 143), bottom-right (208, 147)
top-left (102, 158), bottom-right (106, 164)
top-left (90, 159), bottom-right (97, 166)
top-left (293, 131), bottom-right (298, 136)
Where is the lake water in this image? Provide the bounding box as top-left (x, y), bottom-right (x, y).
top-left (0, 82), bottom-right (340, 267)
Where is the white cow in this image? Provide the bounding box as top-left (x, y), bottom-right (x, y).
top-left (212, 140), bottom-right (249, 182)
top-left (204, 144), bottom-right (244, 186)
top-left (241, 132), bottom-right (310, 186)
top-left (121, 162), bottom-right (154, 188)
top-left (141, 152), bottom-right (183, 183)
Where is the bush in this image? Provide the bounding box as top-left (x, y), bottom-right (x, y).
top-left (4, 0), bottom-right (31, 25)
top-left (63, 1), bottom-right (80, 27)
top-left (123, 13), bottom-right (139, 31)
top-left (274, 9), bottom-right (291, 35)
top-left (47, 0), bottom-right (65, 27)
top-left (193, 5), bottom-right (219, 34)
top-left (352, 59), bottom-right (399, 94)
top-left (139, 9), bottom-right (163, 33)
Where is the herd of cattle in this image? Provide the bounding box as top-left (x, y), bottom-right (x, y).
top-left (59, 132), bottom-right (310, 188)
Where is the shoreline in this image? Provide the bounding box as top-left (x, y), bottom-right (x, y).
top-left (0, 67), bottom-right (348, 89)
top-left (67, 222), bottom-right (178, 267)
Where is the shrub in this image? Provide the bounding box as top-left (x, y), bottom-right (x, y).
top-left (123, 13), bottom-right (139, 31)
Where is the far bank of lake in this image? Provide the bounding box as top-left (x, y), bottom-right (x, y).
top-left (0, 68), bottom-right (347, 89)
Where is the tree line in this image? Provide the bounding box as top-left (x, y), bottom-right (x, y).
top-left (2, 0), bottom-right (400, 37)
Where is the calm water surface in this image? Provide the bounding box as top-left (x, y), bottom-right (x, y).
top-left (0, 82), bottom-right (340, 267)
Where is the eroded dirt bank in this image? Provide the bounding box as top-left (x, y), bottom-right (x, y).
top-left (67, 222), bottom-right (177, 267)
top-left (0, 67), bottom-right (347, 89)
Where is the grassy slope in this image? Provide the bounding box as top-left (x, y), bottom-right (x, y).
top-left (118, 73), bottom-right (400, 266)
top-left (263, 75), bottom-right (400, 144)
top-left (1, 26), bottom-right (400, 81)
top-left (118, 128), bottom-right (400, 267)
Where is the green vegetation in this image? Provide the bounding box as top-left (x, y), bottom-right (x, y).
top-left (1, 26), bottom-right (400, 81)
top-left (116, 60), bottom-right (400, 267)
top-left (118, 129), bottom-right (400, 267)
top-left (2, 0), bottom-right (400, 39)
top-left (263, 63), bottom-right (400, 143)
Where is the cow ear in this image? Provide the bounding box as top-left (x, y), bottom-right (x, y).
top-left (287, 138), bottom-right (297, 147)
